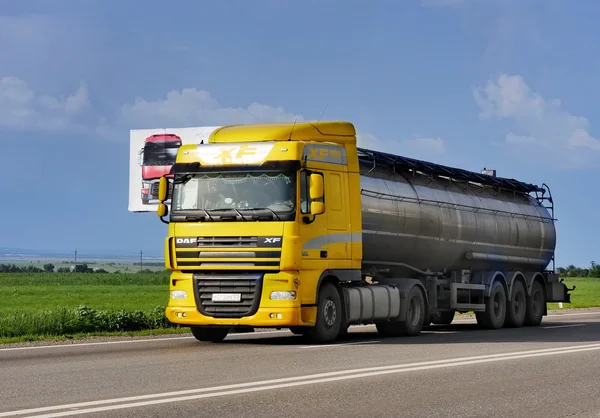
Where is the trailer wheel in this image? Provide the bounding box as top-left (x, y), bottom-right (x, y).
top-left (305, 281), bottom-right (342, 343)
top-left (190, 326), bottom-right (229, 342)
top-left (524, 280), bottom-right (545, 326)
top-left (476, 280), bottom-right (506, 329)
top-left (505, 280), bottom-right (526, 328)
top-left (376, 286), bottom-right (425, 337)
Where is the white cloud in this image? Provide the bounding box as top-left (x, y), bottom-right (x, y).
top-left (0, 76), bottom-right (91, 132)
top-left (474, 73), bottom-right (600, 169)
top-left (116, 87), bottom-right (305, 129)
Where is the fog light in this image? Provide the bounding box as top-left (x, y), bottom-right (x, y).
top-left (171, 290), bottom-right (187, 299)
top-left (270, 291), bottom-right (296, 300)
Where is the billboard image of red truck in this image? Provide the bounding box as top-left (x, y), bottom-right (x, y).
top-left (138, 133), bottom-right (182, 205)
top-left (128, 126), bottom-right (220, 213)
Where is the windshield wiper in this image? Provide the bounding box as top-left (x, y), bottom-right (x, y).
top-left (232, 208), bottom-right (248, 221)
top-left (200, 209), bottom-right (215, 221)
top-left (240, 208), bottom-right (282, 221)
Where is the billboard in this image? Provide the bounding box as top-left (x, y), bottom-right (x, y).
top-left (128, 126), bottom-right (221, 212)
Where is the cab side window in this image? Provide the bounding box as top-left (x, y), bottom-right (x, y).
top-left (300, 170), bottom-right (324, 214)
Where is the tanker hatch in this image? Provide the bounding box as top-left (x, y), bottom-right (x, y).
top-left (481, 168), bottom-right (497, 177)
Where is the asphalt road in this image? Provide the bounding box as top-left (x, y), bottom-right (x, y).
top-left (1, 311), bottom-right (600, 418)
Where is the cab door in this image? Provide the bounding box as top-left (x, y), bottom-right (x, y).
top-left (298, 169), bottom-right (348, 267)
top-left (324, 171), bottom-right (348, 260)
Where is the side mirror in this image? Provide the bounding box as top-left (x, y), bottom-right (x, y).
top-left (310, 201), bottom-right (325, 215)
top-left (309, 174), bottom-right (324, 200)
top-left (157, 203), bottom-right (169, 218)
top-left (158, 177), bottom-right (169, 202)
top-left (137, 149), bottom-right (143, 166)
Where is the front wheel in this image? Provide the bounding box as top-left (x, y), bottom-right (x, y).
top-left (190, 326), bottom-right (229, 342)
top-left (305, 282), bottom-right (343, 343)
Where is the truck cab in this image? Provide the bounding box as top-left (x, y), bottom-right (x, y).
top-left (156, 122), bottom-right (361, 342)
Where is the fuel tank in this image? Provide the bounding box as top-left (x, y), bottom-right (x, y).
top-left (358, 163), bottom-right (556, 278)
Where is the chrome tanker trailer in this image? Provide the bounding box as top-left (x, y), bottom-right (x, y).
top-left (338, 147), bottom-right (571, 337)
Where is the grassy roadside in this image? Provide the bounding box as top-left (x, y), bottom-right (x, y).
top-left (0, 274), bottom-right (598, 344)
top-left (0, 272), bottom-right (177, 343)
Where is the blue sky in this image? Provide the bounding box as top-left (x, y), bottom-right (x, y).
top-left (1, 0), bottom-right (598, 267)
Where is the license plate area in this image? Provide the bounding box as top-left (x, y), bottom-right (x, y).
top-left (211, 293), bottom-right (242, 302)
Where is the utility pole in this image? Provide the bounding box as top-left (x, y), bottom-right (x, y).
top-left (140, 249), bottom-right (143, 272)
top-left (74, 249), bottom-right (77, 265)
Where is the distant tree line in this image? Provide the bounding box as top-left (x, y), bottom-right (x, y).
top-left (557, 261), bottom-right (600, 278)
top-left (0, 263), bottom-right (168, 274)
top-left (1, 261), bottom-right (600, 277)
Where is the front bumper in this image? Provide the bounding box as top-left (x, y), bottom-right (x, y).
top-left (165, 306), bottom-right (301, 327)
top-left (167, 271), bottom-right (310, 328)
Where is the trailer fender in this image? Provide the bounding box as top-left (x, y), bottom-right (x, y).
top-left (523, 272), bottom-right (547, 296)
top-left (474, 271), bottom-right (507, 298)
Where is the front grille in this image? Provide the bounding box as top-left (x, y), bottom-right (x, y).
top-left (195, 237), bottom-right (258, 247)
top-left (194, 274), bottom-right (263, 318)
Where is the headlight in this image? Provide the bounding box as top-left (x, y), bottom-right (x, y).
top-left (270, 291), bottom-right (296, 300)
top-left (171, 290), bottom-right (187, 299)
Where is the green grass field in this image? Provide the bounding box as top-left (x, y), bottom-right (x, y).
top-left (1, 273), bottom-right (170, 314)
top-left (0, 273), bottom-right (598, 344)
top-left (0, 273), bottom-right (178, 343)
top-left (547, 277), bottom-right (600, 310)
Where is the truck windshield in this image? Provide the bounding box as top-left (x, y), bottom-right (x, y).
top-left (143, 144), bottom-right (180, 166)
top-left (171, 171), bottom-right (296, 221)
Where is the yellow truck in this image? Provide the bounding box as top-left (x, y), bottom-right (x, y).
top-left (154, 121), bottom-right (572, 343)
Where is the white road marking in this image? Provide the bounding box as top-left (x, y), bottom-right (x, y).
top-left (0, 330), bottom-right (291, 352)
top-left (2, 342), bottom-right (600, 417)
top-left (0, 310), bottom-right (598, 353)
top-left (299, 340), bottom-right (381, 349)
top-left (542, 324), bottom-right (587, 329)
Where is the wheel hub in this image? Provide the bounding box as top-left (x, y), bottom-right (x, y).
top-left (323, 299), bottom-right (337, 327)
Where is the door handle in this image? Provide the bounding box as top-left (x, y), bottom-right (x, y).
top-left (320, 250), bottom-right (327, 258)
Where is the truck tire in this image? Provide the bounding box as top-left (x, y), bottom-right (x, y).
top-left (305, 282), bottom-right (342, 343)
top-left (505, 280), bottom-right (527, 328)
top-left (376, 285), bottom-right (425, 337)
top-left (524, 280), bottom-right (545, 326)
top-left (190, 326), bottom-right (229, 342)
top-left (476, 280), bottom-right (506, 329)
